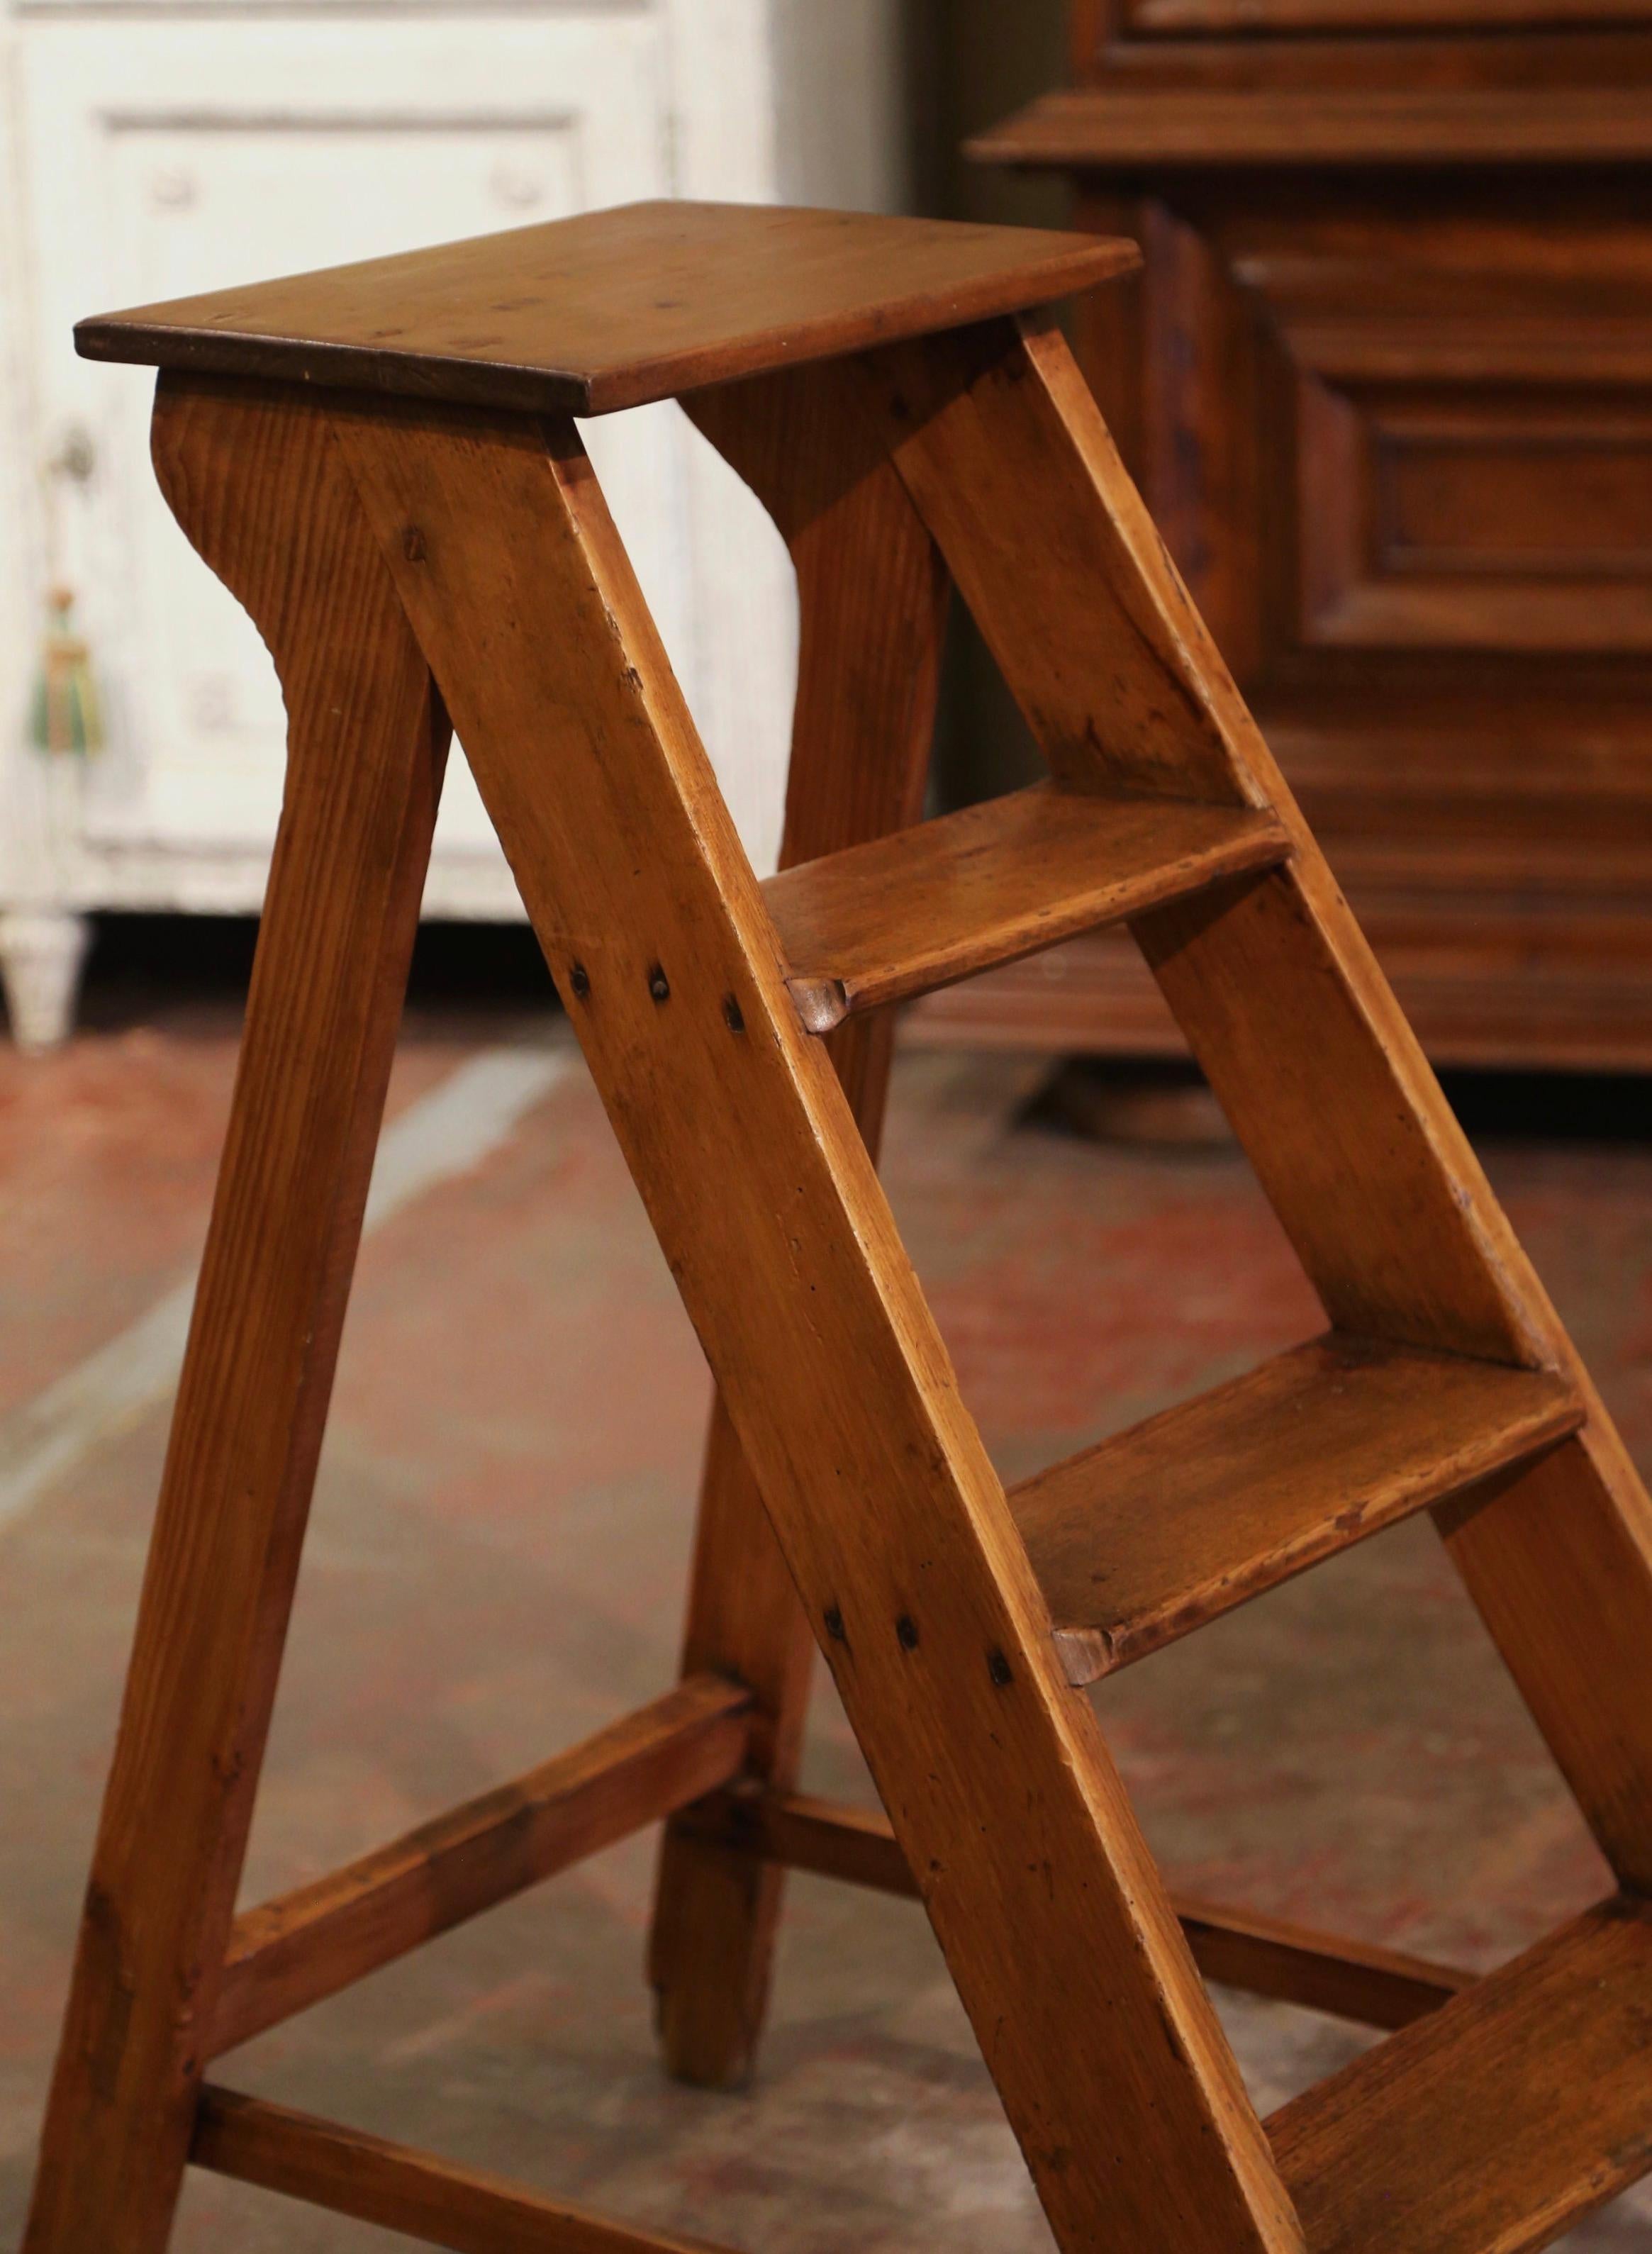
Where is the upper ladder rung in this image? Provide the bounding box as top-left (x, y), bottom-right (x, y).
top-left (1271, 1895), bottom-right (1652, 2254)
top-left (762, 782), bottom-right (1289, 1032)
top-left (1011, 1335), bottom-right (1582, 1685)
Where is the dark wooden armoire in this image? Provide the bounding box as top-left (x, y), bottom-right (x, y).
top-left (923, 3), bottom-right (1652, 1069)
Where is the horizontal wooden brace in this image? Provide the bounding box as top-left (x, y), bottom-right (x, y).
top-left (1171, 1897), bottom-right (1477, 2036)
top-left (208, 1675), bottom-right (752, 2058)
top-left (192, 2085), bottom-right (735, 2253)
top-left (681, 1787), bottom-right (1475, 2034)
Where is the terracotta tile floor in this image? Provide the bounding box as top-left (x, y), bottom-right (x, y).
top-left (4, 1004), bottom-right (1651, 2248)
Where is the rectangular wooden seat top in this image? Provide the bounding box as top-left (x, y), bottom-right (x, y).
top-left (74, 199), bottom-right (1137, 418)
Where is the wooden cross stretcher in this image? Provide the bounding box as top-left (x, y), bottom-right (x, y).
top-left (28, 200), bottom-right (1652, 2254)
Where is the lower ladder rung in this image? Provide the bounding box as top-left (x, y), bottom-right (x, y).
top-left (210, 1675), bottom-right (751, 2057)
top-left (680, 1787), bottom-right (1472, 2033)
top-left (193, 2085), bottom-right (736, 2254)
top-left (1009, 1334), bottom-right (1582, 1684)
top-left (1271, 1895), bottom-right (1652, 2254)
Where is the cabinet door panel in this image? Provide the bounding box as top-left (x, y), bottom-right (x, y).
top-left (1298, 379), bottom-right (1652, 654)
top-left (1207, 208), bottom-right (1652, 669)
top-left (19, 21), bottom-right (795, 898)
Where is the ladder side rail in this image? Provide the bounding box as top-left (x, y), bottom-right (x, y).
top-left (329, 388), bottom-right (1305, 2254)
top-left (856, 312), bottom-right (1553, 1363)
top-left (649, 362), bottom-right (948, 2087)
top-left (23, 372), bottom-right (450, 2254)
top-left (858, 314), bottom-right (1652, 1892)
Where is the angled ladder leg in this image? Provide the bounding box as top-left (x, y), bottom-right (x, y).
top-left (331, 391), bottom-right (1305, 2254)
top-left (851, 311), bottom-right (1652, 2248)
top-left (856, 311), bottom-right (1652, 1892)
top-left (23, 375), bottom-right (447, 2254)
top-left (649, 363), bottom-right (948, 2085)
top-left (45, 198), bottom-right (1652, 2254)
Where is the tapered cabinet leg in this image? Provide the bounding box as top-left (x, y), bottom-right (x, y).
top-left (649, 367), bottom-right (947, 2085)
top-left (23, 376), bottom-right (447, 2254)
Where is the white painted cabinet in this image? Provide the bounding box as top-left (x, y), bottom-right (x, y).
top-left (0, 0), bottom-right (907, 1043)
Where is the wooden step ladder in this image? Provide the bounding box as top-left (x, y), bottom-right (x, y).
top-left (30, 199), bottom-right (1652, 2254)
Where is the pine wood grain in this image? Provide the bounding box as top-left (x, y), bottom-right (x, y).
top-left (23, 373), bottom-right (447, 2253)
top-left (864, 323), bottom-right (1247, 808)
top-left (36, 221), bottom-right (1652, 2254)
top-left (191, 2087), bottom-right (735, 2254)
top-left (857, 313), bottom-right (1529, 1351)
top-left (679, 1787), bottom-right (1475, 2033)
top-left (764, 783), bottom-right (1290, 1030)
top-left (74, 201), bottom-right (1139, 419)
top-left (648, 361), bottom-right (948, 2088)
top-left (1437, 1427), bottom-right (1652, 1895)
top-left (1010, 1334), bottom-right (1582, 1683)
top-left (1271, 1895), bottom-right (1652, 2253)
top-left (328, 390), bottom-right (1302, 2254)
top-left (860, 312), bottom-right (1652, 1893)
top-left (210, 1677), bottom-right (752, 2059)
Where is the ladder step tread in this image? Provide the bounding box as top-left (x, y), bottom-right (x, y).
top-left (762, 783), bottom-right (1289, 1031)
top-left (1270, 1895), bottom-right (1652, 2254)
top-left (1011, 1335), bottom-right (1581, 1683)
